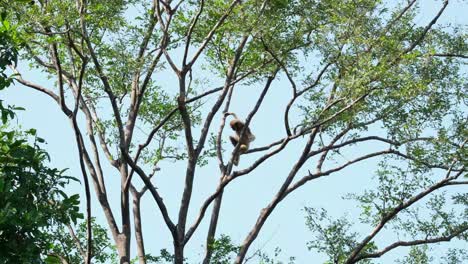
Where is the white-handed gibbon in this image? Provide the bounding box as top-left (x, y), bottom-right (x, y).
top-left (225, 113), bottom-right (255, 166)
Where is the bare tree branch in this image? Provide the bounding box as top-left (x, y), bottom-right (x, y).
top-left (182, 0), bottom-right (205, 67)
top-left (235, 127), bottom-right (320, 263)
top-left (200, 66), bottom-right (274, 263)
top-left (121, 151), bottom-right (177, 239)
top-left (13, 70), bottom-right (60, 102)
top-left (79, 2), bottom-right (126, 147)
top-left (48, 37), bottom-right (93, 263)
top-left (353, 226), bottom-right (468, 262)
top-left (344, 169), bottom-right (465, 264)
top-left (287, 150), bottom-right (397, 196)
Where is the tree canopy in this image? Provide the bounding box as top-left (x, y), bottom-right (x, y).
top-left (1, 0), bottom-right (467, 263)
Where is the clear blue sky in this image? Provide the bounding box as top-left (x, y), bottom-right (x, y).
top-left (2, 1), bottom-right (467, 263)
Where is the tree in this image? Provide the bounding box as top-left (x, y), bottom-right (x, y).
top-left (0, 8), bottom-right (18, 121)
top-left (1, 14), bottom-right (119, 264)
top-left (0, 14), bottom-right (83, 263)
top-left (2, 0), bottom-right (467, 263)
top-left (0, 118), bottom-right (81, 263)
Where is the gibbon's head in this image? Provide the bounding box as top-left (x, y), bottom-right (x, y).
top-left (230, 119), bottom-right (244, 132)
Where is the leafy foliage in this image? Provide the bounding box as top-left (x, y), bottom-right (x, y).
top-left (47, 218), bottom-right (118, 264)
top-left (0, 14), bottom-right (87, 264)
top-left (0, 76), bottom-right (82, 264)
top-left (304, 207), bottom-right (374, 264)
top-left (396, 245), bottom-right (432, 264)
top-left (1, 0), bottom-right (467, 263)
top-left (0, 13), bottom-right (18, 123)
top-left (208, 234), bottom-right (240, 264)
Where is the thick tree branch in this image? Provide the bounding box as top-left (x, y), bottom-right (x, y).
top-left (182, 0), bottom-right (205, 67)
top-left (287, 150), bottom-right (397, 196)
top-left (79, 3), bottom-right (126, 148)
top-left (49, 38), bottom-right (93, 263)
top-left (404, 0), bottom-right (448, 54)
top-left (13, 71), bottom-right (60, 102)
top-left (353, 226), bottom-right (468, 262)
top-left (70, 84), bottom-right (93, 264)
top-left (235, 127), bottom-right (320, 263)
top-left (131, 192), bottom-right (147, 264)
top-left (175, 34), bottom-right (251, 253)
top-left (344, 169), bottom-right (464, 264)
top-left (121, 151), bottom-right (177, 239)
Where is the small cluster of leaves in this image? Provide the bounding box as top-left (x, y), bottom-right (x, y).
top-left (197, 133), bottom-right (219, 166)
top-left (303, 207), bottom-right (375, 264)
top-left (254, 247), bottom-right (296, 264)
top-left (396, 193), bottom-right (467, 242)
top-left (206, 235), bottom-right (295, 264)
top-left (208, 234), bottom-right (240, 264)
top-left (395, 245), bottom-right (433, 264)
top-left (46, 218), bottom-right (118, 264)
top-left (441, 248), bottom-right (468, 264)
top-left (346, 160), bottom-right (434, 225)
top-left (139, 249), bottom-right (175, 264)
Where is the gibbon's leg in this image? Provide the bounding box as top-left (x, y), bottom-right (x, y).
top-left (230, 135), bottom-right (240, 165)
top-left (232, 153), bottom-right (240, 166)
top-left (230, 135), bottom-right (248, 152)
top-left (236, 137), bottom-right (252, 165)
top-left (232, 138), bottom-right (248, 166)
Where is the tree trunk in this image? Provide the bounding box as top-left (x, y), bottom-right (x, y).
top-left (119, 163), bottom-right (131, 264)
top-left (202, 190), bottom-right (224, 264)
top-left (174, 242), bottom-right (184, 264)
top-left (133, 194), bottom-right (147, 264)
top-left (116, 234), bottom-right (131, 264)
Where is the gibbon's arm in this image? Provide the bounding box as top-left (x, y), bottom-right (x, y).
top-left (224, 112), bottom-right (238, 119)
